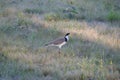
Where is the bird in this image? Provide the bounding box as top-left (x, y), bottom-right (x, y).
top-left (45, 33), bottom-right (70, 53)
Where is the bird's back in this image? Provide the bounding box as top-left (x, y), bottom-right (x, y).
top-left (45, 38), bottom-right (65, 46)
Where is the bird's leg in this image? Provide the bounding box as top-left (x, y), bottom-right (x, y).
top-left (46, 46), bottom-right (49, 52)
top-left (58, 48), bottom-right (61, 54)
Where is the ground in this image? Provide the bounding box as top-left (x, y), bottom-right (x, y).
top-left (0, 0), bottom-right (120, 80)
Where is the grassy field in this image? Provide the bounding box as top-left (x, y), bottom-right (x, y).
top-left (0, 0), bottom-right (120, 80)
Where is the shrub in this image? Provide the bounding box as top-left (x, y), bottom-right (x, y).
top-left (44, 12), bottom-right (62, 21)
top-left (24, 8), bottom-right (43, 14)
top-left (107, 11), bottom-right (120, 21)
top-left (17, 12), bottom-right (32, 26)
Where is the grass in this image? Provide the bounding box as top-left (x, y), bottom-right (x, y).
top-left (107, 10), bottom-right (120, 21)
top-left (0, 0), bottom-right (120, 80)
top-left (44, 12), bottom-right (62, 21)
top-left (24, 8), bottom-right (43, 14)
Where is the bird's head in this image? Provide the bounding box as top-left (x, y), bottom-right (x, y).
top-left (65, 33), bottom-right (70, 36)
top-left (65, 33), bottom-right (70, 41)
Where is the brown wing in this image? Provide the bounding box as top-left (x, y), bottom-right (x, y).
top-left (45, 38), bottom-right (65, 46)
top-left (52, 38), bottom-right (65, 45)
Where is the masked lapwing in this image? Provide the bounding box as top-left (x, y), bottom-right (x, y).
top-left (45, 33), bottom-right (70, 53)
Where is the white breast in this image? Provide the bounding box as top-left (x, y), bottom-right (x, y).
top-left (57, 42), bottom-right (66, 48)
top-left (65, 36), bottom-right (69, 41)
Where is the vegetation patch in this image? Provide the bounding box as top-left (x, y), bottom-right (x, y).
top-left (107, 10), bottom-right (120, 21)
top-left (44, 12), bottom-right (62, 21)
top-left (24, 8), bottom-right (43, 14)
top-left (0, 0), bottom-right (120, 80)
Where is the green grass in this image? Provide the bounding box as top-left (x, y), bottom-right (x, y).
top-left (44, 12), bottom-right (62, 21)
top-left (24, 8), bottom-right (43, 14)
top-left (107, 10), bottom-right (120, 21)
top-left (0, 18), bottom-right (120, 80)
top-left (0, 0), bottom-right (120, 80)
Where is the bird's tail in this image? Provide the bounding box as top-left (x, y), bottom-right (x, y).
top-left (44, 42), bottom-right (52, 47)
top-left (44, 43), bottom-right (48, 46)
top-left (44, 43), bottom-right (51, 47)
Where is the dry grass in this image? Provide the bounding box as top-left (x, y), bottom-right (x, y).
top-left (37, 20), bottom-right (120, 50)
top-left (0, 16), bottom-right (120, 80)
top-left (0, 0), bottom-right (120, 80)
